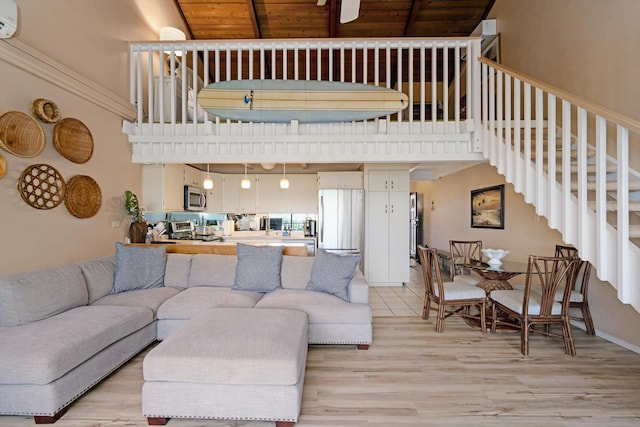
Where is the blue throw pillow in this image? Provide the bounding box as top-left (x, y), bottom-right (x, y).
top-left (232, 243), bottom-right (284, 292)
top-left (306, 249), bottom-right (360, 301)
top-left (112, 242), bottom-right (166, 294)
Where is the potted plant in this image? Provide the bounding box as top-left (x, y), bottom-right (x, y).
top-left (124, 190), bottom-right (147, 243)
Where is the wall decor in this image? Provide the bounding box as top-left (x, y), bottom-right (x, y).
top-left (471, 184), bottom-right (505, 229)
top-left (31, 98), bottom-right (61, 124)
top-left (53, 117), bottom-right (94, 163)
top-left (17, 164), bottom-right (66, 210)
top-left (64, 175), bottom-right (102, 218)
top-left (0, 153), bottom-right (6, 179)
top-left (0, 111), bottom-right (45, 157)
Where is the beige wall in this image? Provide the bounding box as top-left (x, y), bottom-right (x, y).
top-left (488, 0), bottom-right (640, 122)
top-left (0, 1), bottom-right (183, 274)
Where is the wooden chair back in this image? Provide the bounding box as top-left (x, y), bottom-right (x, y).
top-left (523, 255), bottom-right (580, 317)
top-left (449, 240), bottom-right (482, 279)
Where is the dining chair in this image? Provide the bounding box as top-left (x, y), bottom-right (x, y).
top-left (489, 254), bottom-right (581, 356)
top-left (554, 244), bottom-right (595, 335)
top-left (449, 240), bottom-right (483, 285)
top-left (418, 245), bottom-right (487, 333)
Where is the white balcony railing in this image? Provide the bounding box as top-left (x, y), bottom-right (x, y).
top-left (124, 38), bottom-right (483, 164)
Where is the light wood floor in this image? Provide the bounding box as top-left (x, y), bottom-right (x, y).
top-left (2, 265), bottom-right (640, 427)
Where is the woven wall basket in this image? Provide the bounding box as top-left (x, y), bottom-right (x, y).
top-left (31, 98), bottom-right (61, 124)
top-left (17, 164), bottom-right (66, 210)
top-left (64, 175), bottom-right (102, 218)
top-left (53, 118), bottom-right (94, 163)
top-left (0, 111), bottom-right (45, 158)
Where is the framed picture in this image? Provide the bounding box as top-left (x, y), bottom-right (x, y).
top-left (471, 184), bottom-right (505, 229)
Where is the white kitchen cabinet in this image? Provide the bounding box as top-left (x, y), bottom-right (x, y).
top-left (142, 164), bottom-right (184, 212)
top-left (184, 165), bottom-right (203, 187)
top-left (365, 170), bottom-right (410, 287)
top-left (223, 175), bottom-right (257, 213)
top-left (256, 175), bottom-right (288, 213)
top-left (367, 170), bottom-right (409, 192)
top-left (318, 171), bottom-right (363, 189)
top-left (287, 174), bottom-right (318, 213)
top-left (205, 173), bottom-right (224, 213)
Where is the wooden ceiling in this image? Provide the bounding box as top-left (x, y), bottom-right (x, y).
top-left (175, 0), bottom-right (495, 40)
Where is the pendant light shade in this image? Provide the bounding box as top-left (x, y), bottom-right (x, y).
top-left (280, 163), bottom-right (289, 189)
top-left (203, 164), bottom-right (213, 190)
top-left (159, 26), bottom-right (186, 56)
top-left (241, 164), bottom-right (251, 189)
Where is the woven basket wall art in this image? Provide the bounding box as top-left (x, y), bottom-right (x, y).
top-left (31, 98), bottom-right (61, 124)
top-left (64, 175), bottom-right (102, 218)
top-left (0, 111), bottom-right (45, 158)
top-left (17, 164), bottom-right (66, 210)
top-left (0, 153), bottom-right (6, 179)
top-left (53, 118), bottom-right (94, 163)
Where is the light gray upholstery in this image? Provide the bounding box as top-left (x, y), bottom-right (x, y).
top-left (164, 253), bottom-right (193, 288)
top-left (187, 254), bottom-right (237, 288)
top-left (79, 256), bottom-right (116, 303)
top-left (0, 263), bottom-right (88, 327)
top-left (143, 308), bottom-right (307, 423)
top-left (92, 287), bottom-right (182, 317)
top-left (0, 305), bottom-right (153, 385)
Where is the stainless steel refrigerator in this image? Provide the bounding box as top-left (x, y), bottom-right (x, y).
top-left (318, 189), bottom-right (364, 255)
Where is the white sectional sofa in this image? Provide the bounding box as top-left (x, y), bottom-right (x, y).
top-left (0, 243), bottom-right (372, 424)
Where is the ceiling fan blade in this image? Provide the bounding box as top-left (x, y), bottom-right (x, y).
top-left (340, 0), bottom-right (360, 23)
top-left (316, 0), bottom-right (327, 5)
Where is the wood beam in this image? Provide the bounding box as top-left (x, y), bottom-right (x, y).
top-left (246, 0), bottom-right (262, 38)
top-left (403, 0), bottom-right (422, 36)
top-left (329, 0), bottom-right (338, 38)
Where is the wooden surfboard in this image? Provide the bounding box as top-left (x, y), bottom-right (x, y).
top-left (197, 79), bottom-right (408, 123)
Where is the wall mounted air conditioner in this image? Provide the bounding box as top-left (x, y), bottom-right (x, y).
top-left (0, 0), bottom-right (17, 39)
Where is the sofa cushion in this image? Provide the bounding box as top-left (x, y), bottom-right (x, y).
top-left (306, 249), bottom-right (360, 301)
top-left (164, 253), bottom-right (192, 289)
top-left (188, 254), bottom-right (237, 288)
top-left (255, 289), bottom-right (372, 324)
top-left (157, 287), bottom-right (263, 320)
top-left (0, 264), bottom-right (88, 327)
top-left (112, 242), bottom-right (166, 294)
top-left (232, 244), bottom-right (284, 292)
top-left (78, 256), bottom-right (116, 303)
top-left (0, 305), bottom-right (153, 384)
top-left (281, 256), bottom-right (315, 290)
top-left (92, 287), bottom-right (182, 317)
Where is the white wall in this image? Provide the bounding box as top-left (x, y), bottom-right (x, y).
top-left (0, 1), bottom-right (184, 274)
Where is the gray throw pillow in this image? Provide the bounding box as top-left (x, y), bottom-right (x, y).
top-left (306, 249), bottom-right (360, 301)
top-left (232, 243), bottom-right (283, 292)
top-left (112, 242), bottom-right (166, 294)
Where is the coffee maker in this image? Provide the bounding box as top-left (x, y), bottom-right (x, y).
top-left (304, 218), bottom-right (316, 237)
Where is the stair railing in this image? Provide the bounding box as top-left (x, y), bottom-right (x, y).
top-left (478, 57), bottom-right (640, 312)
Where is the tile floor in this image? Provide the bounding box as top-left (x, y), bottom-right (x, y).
top-left (369, 258), bottom-right (433, 317)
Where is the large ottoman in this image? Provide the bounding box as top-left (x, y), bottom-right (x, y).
top-left (142, 307), bottom-right (308, 426)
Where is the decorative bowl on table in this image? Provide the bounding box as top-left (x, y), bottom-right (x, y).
top-left (481, 248), bottom-right (509, 268)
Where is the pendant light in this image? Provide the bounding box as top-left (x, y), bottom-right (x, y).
top-left (241, 164), bottom-right (251, 189)
top-left (280, 163), bottom-right (290, 189)
top-left (159, 27), bottom-right (186, 57)
top-left (203, 164), bottom-right (213, 190)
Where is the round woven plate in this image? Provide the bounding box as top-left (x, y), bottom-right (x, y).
top-left (31, 98), bottom-right (61, 124)
top-left (64, 175), bottom-right (102, 218)
top-left (0, 153), bottom-right (6, 179)
top-left (0, 111), bottom-right (45, 158)
top-left (17, 164), bottom-right (66, 210)
top-left (53, 117), bottom-right (94, 163)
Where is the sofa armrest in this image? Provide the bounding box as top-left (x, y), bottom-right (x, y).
top-left (348, 270), bottom-right (369, 304)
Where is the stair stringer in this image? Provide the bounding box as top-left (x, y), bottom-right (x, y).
top-left (483, 128), bottom-right (640, 314)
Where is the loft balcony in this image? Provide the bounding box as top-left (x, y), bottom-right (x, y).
top-left (123, 37), bottom-right (484, 165)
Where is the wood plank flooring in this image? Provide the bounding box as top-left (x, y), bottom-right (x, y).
top-left (2, 265), bottom-right (640, 426)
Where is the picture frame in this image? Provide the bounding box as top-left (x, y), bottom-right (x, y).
top-left (471, 184), bottom-right (505, 229)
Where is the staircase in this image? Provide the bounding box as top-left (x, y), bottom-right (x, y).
top-left (478, 58), bottom-right (640, 313)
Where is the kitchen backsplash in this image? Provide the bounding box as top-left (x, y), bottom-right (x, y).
top-left (143, 211), bottom-right (316, 231)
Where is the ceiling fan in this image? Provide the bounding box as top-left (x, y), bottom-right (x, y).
top-left (317, 0), bottom-right (361, 24)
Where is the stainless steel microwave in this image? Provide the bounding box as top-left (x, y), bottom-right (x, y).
top-left (184, 185), bottom-right (206, 211)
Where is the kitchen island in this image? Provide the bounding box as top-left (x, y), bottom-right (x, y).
top-left (156, 230), bottom-right (317, 256)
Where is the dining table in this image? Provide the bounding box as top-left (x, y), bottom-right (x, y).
top-left (464, 259), bottom-right (529, 293)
